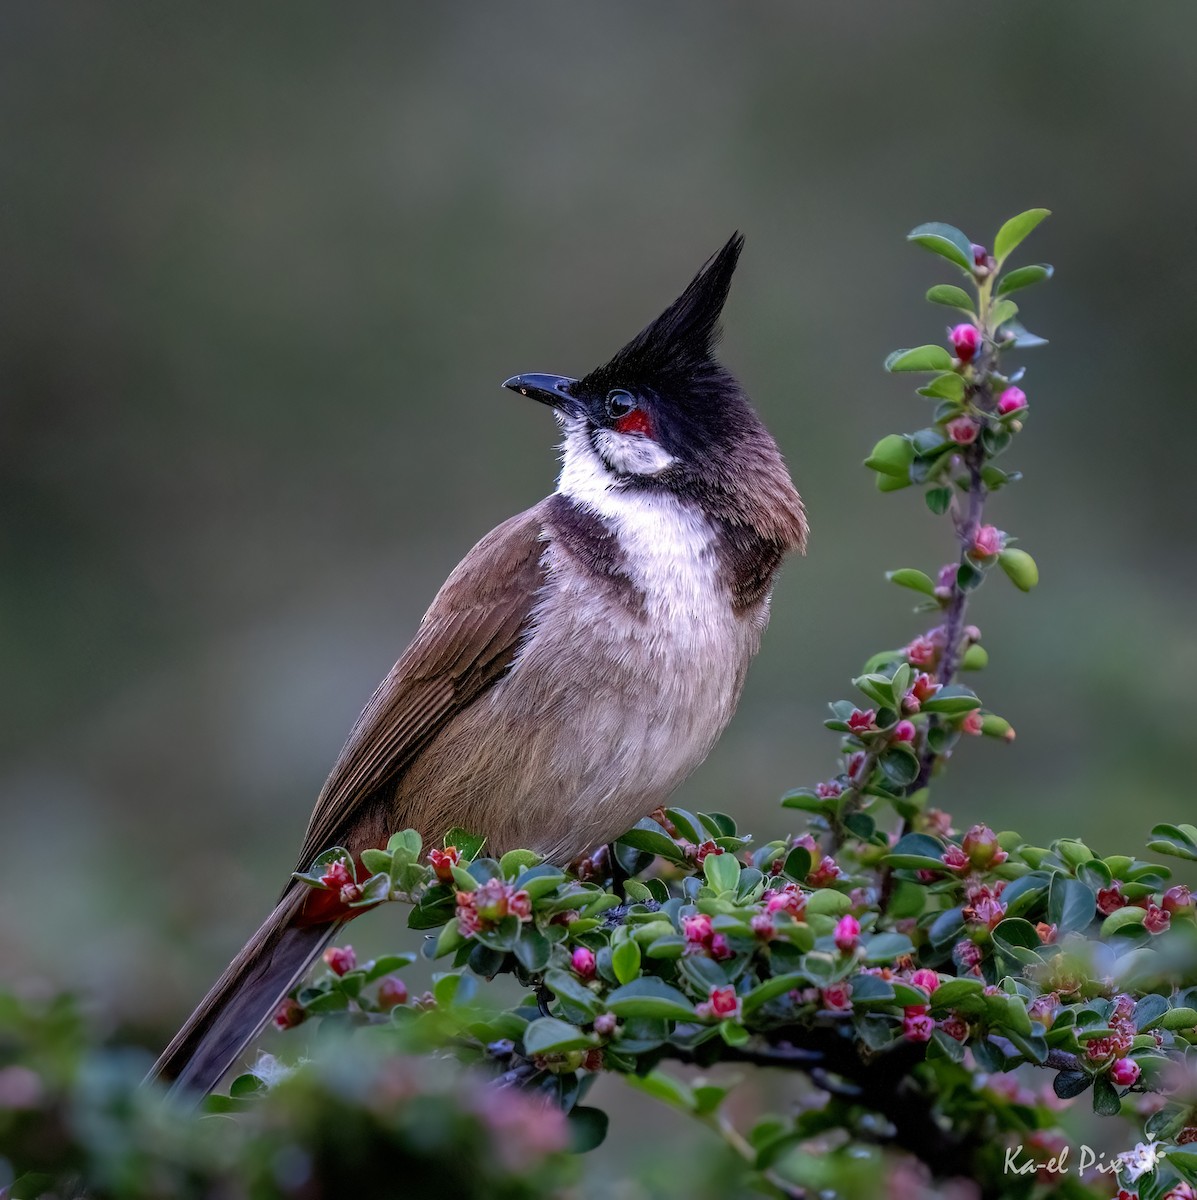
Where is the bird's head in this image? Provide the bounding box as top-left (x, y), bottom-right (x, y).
top-left (504, 233), bottom-right (806, 551)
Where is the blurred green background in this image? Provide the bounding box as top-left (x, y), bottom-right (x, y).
top-left (3, 1), bottom-right (1195, 1190)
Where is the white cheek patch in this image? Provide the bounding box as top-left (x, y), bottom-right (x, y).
top-left (592, 428), bottom-right (677, 477)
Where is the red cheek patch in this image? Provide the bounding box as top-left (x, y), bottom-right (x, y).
top-left (615, 409), bottom-right (653, 437)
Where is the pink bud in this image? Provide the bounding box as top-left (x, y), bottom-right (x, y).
top-left (903, 1011), bottom-right (935, 1042)
top-left (693, 840), bottom-right (723, 864)
top-left (272, 997), bottom-right (305, 1031)
top-left (970, 243), bottom-right (988, 268)
top-left (971, 524), bottom-right (1003, 560)
top-left (571, 946), bottom-right (597, 980)
top-left (954, 940), bottom-right (982, 970)
top-left (428, 845), bottom-right (462, 882)
top-left (593, 1012), bottom-right (617, 1037)
top-left (709, 933), bottom-right (733, 961)
top-left (697, 985), bottom-right (741, 1022)
top-left (322, 944), bottom-right (357, 976)
top-left (946, 416), bottom-right (980, 445)
top-left (1144, 903), bottom-right (1171, 935)
top-left (320, 859), bottom-right (353, 889)
top-left (892, 720), bottom-right (917, 743)
top-left (1109, 1056), bottom-right (1141, 1088)
top-left (949, 324), bottom-right (980, 363)
top-left (1163, 885), bottom-right (1194, 914)
top-left (377, 976), bottom-right (409, 1010)
top-left (998, 386), bottom-right (1027, 415)
top-left (750, 913), bottom-right (776, 940)
top-left (807, 855), bottom-right (841, 888)
top-left (910, 968), bottom-right (939, 995)
top-left (906, 636), bottom-right (938, 668)
top-left (961, 824), bottom-right (1007, 868)
top-left (834, 914), bottom-right (861, 954)
top-left (961, 710), bottom-right (983, 737)
top-left (682, 913), bottom-right (714, 945)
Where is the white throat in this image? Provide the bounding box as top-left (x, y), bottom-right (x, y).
top-left (555, 419), bottom-right (720, 616)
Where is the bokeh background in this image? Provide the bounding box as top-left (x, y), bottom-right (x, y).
top-left (3, 1), bottom-right (1195, 1191)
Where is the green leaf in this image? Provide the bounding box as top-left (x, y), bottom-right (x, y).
top-left (994, 208), bottom-right (1050, 264)
top-left (625, 1069), bottom-right (696, 1112)
top-left (989, 299), bottom-right (1019, 331)
top-left (783, 846), bottom-right (812, 883)
top-left (1001, 320), bottom-right (1048, 349)
top-left (1132, 994), bottom-right (1169, 1031)
top-left (920, 684), bottom-right (981, 716)
top-left (997, 263), bottom-right (1053, 296)
top-left (863, 931), bottom-right (915, 963)
top-left (907, 222), bottom-right (973, 272)
top-left (611, 938), bottom-right (642, 986)
top-left (360, 848), bottom-right (393, 876)
top-left (617, 819), bottom-right (686, 863)
top-left (1047, 876), bottom-right (1095, 935)
top-left (877, 472), bottom-right (913, 493)
top-left (1159, 1007), bottom-right (1197, 1030)
top-left (929, 978), bottom-right (984, 1009)
top-left (926, 284), bottom-right (975, 312)
top-left (886, 568), bottom-right (936, 596)
top-left (878, 746), bottom-right (920, 787)
top-left (703, 851), bottom-right (740, 894)
top-left (1091, 1074), bottom-right (1122, 1116)
top-left (864, 434), bottom-right (915, 478)
top-left (885, 345), bottom-right (956, 373)
top-left (606, 978), bottom-right (696, 1020)
top-left (544, 968), bottom-right (603, 1018)
top-left (439, 827), bottom-right (482, 860)
top-left (998, 548), bottom-right (1039, 592)
top-left (499, 849), bottom-right (541, 877)
top-left (992, 917), bottom-right (1044, 967)
top-left (1147, 823), bottom-right (1197, 862)
top-left (742, 972), bottom-right (807, 1014)
top-left (1053, 1070), bottom-right (1092, 1100)
top-left (884, 832), bottom-right (948, 871)
top-left (567, 1106), bottom-right (609, 1153)
top-left (1101, 907), bottom-right (1146, 936)
top-left (925, 486), bottom-right (952, 515)
top-left (523, 1016), bottom-right (596, 1055)
top-left (918, 376), bottom-right (967, 406)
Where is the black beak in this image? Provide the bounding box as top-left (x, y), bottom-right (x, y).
top-left (502, 373), bottom-right (582, 417)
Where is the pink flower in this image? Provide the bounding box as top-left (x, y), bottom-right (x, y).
top-left (1112, 993), bottom-right (1135, 1021)
top-left (903, 1011), bottom-right (935, 1041)
top-left (377, 976), bottom-right (409, 1010)
top-left (946, 416), bottom-right (980, 445)
top-left (571, 946), bottom-right (596, 980)
top-left (696, 985), bottom-right (741, 1022)
top-left (1097, 883), bottom-right (1128, 915)
top-left (950, 323), bottom-right (980, 363)
top-left (593, 1012), bottom-right (618, 1038)
top-left (939, 1014), bottom-right (969, 1042)
top-left (961, 710), bottom-right (984, 736)
top-left (815, 780), bottom-right (844, 799)
top-left (428, 845), bottom-right (462, 882)
top-left (962, 824), bottom-right (1007, 868)
top-left (971, 524), bottom-right (1003, 560)
top-left (272, 997), bottom-right (305, 1031)
top-left (906, 636), bottom-right (938, 668)
top-left (941, 845), bottom-right (970, 873)
top-left (892, 720), bottom-right (917, 743)
top-left (912, 672), bottom-right (940, 702)
top-left (845, 751), bottom-right (868, 782)
top-left (954, 940), bottom-right (983, 970)
top-left (456, 878), bottom-right (533, 935)
top-left (322, 944), bottom-right (357, 976)
top-left (834, 914), bottom-right (861, 954)
top-left (1144, 903), bottom-right (1171, 935)
top-left (1109, 1056), bottom-right (1141, 1088)
top-left (1164, 1184), bottom-right (1197, 1200)
top-left (1163, 885), bottom-right (1194, 914)
top-left (847, 708), bottom-right (877, 734)
top-left (998, 386), bottom-right (1027, 414)
top-left (921, 808), bottom-right (952, 837)
top-left (1028, 992), bottom-right (1060, 1028)
top-left (709, 933), bottom-right (733, 961)
top-left (963, 883), bottom-right (1006, 931)
top-left (910, 968), bottom-right (940, 995)
top-left (821, 981), bottom-right (853, 1012)
top-left (692, 840), bottom-right (723, 864)
top-left (971, 243), bottom-right (988, 268)
top-left (1035, 921), bottom-right (1057, 945)
top-left (1086, 1036), bottom-right (1114, 1063)
top-left (807, 856), bottom-right (842, 888)
top-left (320, 859), bottom-right (353, 889)
top-left (682, 914), bottom-right (714, 944)
top-left (764, 883), bottom-right (807, 919)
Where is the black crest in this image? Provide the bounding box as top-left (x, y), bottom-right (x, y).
top-left (583, 233), bottom-right (744, 391)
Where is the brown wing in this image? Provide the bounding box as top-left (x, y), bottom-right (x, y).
top-left (291, 502), bottom-right (549, 873)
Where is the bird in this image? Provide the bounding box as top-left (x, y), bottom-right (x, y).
top-left (151, 232), bottom-right (807, 1095)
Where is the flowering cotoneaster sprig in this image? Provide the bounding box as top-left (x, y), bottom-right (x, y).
top-left (8, 212), bottom-right (1197, 1200)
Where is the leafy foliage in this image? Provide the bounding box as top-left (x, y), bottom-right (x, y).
top-left (5, 212), bottom-right (1197, 1200)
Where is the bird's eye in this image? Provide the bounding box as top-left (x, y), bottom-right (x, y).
top-left (605, 390), bottom-right (635, 419)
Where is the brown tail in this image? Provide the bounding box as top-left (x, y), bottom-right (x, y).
top-left (149, 889), bottom-right (341, 1097)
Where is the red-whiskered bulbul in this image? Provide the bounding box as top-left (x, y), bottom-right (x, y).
top-left (152, 233), bottom-right (807, 1094)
